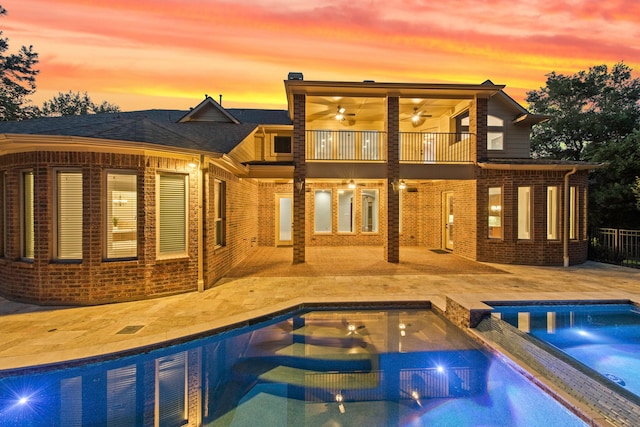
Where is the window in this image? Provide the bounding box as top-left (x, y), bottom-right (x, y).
top-left (458, 112), bottom-right (504, 150)
top-left (361, 189), bottom-right (379, 233)
top-left (338, 189), bottom-right (354, 233)
top-left (487, 115), bottom-right (504, 150)
top-left (488, 187), bottom-right (502, 239)
top-left (569, 186), bottom-right (577, 240)
top-left (158, 174), bottom-right (187, 257)
top-left (214, 180), bottom-right (226, 246)
top-left (106, 172), bottom-right (137, 259)
top-left (22, 171), bottom-right (34, 259)
top-left (314, 190), bottom-right (332, 233)
top-left (56, 171), bottom-right (83, 260)
top-left (273, 135), bottom-right (292, 154)
top-left (518, 187), bottom-right (531, 239)
top-left (547, 186), bottom-right (558, 240)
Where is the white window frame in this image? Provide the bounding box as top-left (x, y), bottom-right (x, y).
top-left (488, 187), bottom-right (502, 239)
top-left (569, 186), bottom-right (577, 240)
top-left (517, 186), bottom-right (531, 240)
top-left (106, 171), bottom-right (138, 259)
top-left (547, 186), bottom-right (558, 240)
top-left (54, 170), bottom-right (83, 260)
top-left (337, 189), bottom-right (355, 233)
top-left (214, 179), bottom-right (226, 247)
top-left (21, 170), bottom-right (34, 260)
top-left (157, 173), bottom-right (188, 259)
top-left (314, 189), bottom-right (332, 233)
top-left (361, 189), bottom-right (379, 233)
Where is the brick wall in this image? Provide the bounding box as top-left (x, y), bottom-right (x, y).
top-left (0, 150), bottom-right (246, 305)
top-left (204, 164), bottom-right (259, 288)
top-left (475, 168), bottom-right (589, 265)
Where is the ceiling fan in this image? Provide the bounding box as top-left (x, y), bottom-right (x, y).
top-left (335, 105), bottom-right (356, 126)
top-left (403, 107), bottom-right (432, 126)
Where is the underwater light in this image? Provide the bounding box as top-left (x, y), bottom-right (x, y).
top-left (436, 365), bottom-right (445, 373)
top-left (18, 396), bottom-right (29, 405)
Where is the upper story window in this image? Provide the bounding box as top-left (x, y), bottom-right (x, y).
top-left (55, 171), bottom-right (83, 260)
top-left (458, 112), bottom-right (504, 151)
top-left (106, 172), bottom-right (137, 259)
top-left (157, 173), bottom-right (188, 258)
top-left (21, 171), bottom-right (34, 260)
top-left (273, 136), bottom-right (292, 154)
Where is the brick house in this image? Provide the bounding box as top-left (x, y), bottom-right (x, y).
top-left (0, 75), bottom-right (599, 305)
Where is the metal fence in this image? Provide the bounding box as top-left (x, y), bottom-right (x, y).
top-left (589, 228), bottom-right (640, 268)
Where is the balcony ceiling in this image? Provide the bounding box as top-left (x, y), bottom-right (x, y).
top-left (306, 96), bottom-right (471, 123)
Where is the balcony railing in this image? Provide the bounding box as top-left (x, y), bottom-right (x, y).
top-left (305, 130), bottom-right (473, 163)
top-left (306, 130), bottom-right (386, 161)
top-left (400, 132), bottom-right (473, 163)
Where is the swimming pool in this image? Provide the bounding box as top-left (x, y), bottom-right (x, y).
top-left (491, 303), bottom-right (640, 399)
top-left (0, 308), bottom-right (587, 426)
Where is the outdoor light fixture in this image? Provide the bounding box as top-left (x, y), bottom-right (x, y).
top-left (348, 179), bottom-right (356, 189)
top-left (391, 179), bottom-right (406, 194)
top-left (336, 106), bottom-right (345, 121)
top-left (295, 177), bottom-right (305, 193)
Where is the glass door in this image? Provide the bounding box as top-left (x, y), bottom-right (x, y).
top-left (443, 192), bottom-right (454, 250)
top-left (276, 194), bottom-right (293, 246)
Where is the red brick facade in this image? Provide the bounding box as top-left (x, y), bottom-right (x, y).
top-left (0, 151), bottom-right (257, 305)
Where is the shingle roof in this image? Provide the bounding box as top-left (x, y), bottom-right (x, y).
top-left (226, 108), bottom-right (291, 125)
top-left (0, 108), bottom-right (290, 154)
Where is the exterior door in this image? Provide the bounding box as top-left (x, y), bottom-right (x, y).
top-left (276, 194), bottom-right (293, 246)
top-left (443, 192), bottom-right (454, 250)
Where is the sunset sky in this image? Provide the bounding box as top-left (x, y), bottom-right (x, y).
top-left (3, 0), bottom-right (639, 112)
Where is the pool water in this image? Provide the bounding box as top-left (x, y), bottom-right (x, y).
top-left (0, 308), bottom-right (586, 426)
top-left (491, 303), bottom-right (640, 399)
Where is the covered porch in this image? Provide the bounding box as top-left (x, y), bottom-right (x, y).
top-left (223, 246), bottom-right (504, 278)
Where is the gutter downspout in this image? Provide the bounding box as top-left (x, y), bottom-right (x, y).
top-left (197, 154), bottom-right (205, 292)
top-left (563, 168), bottom-right (577, 267)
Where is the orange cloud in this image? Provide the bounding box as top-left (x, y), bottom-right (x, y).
top-left (3, 0), bottom-right (639, 110)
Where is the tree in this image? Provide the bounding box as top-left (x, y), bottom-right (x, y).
top-left (526, 63), bottom-right (640, 229)
top-left (526, 62), bottom-right (640, 160)
top-left (39, 91), bottom-right (120, 116)
top-left (588, 130), bottom-right (640, 228)
top-left (0, 5), bottom-right (39, 121)
top-left (632, 176), bottom-right (640, 211)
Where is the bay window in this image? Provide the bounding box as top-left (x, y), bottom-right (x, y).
top-left (106, 172), bottom-right (137, 259)
top-left (56, 171), bottom-right (83, 260)
top-left (22, 171), bottom-right (34, 259)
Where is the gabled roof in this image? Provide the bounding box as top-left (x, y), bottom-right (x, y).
top-left (178, 96), bottom-right (241, 124)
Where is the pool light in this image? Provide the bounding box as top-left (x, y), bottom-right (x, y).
top-left (436, 365), bottom-right (445, 373)
top-left (18, 396), bottom-right (29, 405)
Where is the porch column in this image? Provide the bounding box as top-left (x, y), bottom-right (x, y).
top-left (471, 96), bottom-right (488, 162)
top-left (293, 93), bottom-right (306, 264)
top-left (386, 96), bottom-right (400, 263)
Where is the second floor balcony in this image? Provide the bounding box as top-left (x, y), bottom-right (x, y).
top-left (305, 130), bottom-right (473, 163)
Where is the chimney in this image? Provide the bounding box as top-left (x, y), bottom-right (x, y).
top-left (288, 72), bottom-right (304, 80)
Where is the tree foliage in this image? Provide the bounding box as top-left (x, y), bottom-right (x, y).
top-left (0, 6), bottom-right (39, 121)
top-left (527, 62), bottom-right (640, 161)
top-left (526, 63), bottom-right (640, 229)
top-left (40, 91), bottom-right (120, 116)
